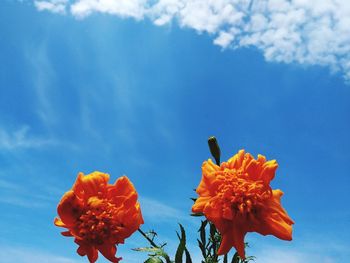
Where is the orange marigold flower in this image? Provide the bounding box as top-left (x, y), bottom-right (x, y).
top-left (54, 172), bottom-right (144, 263)
top-left (192, 150), bottom-right (294, 259)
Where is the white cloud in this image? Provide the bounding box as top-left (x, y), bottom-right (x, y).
top-left (70, 0), bottom-right (148, 19)
top-left (0, 126), bottom-right (54, 150)
top-left (31, 0), bottom-right (350, 81)
top-left (34, 0), bottom-right (68, 14)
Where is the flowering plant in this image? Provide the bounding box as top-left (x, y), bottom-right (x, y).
top-left (54, 137), bottom-right (293, 262)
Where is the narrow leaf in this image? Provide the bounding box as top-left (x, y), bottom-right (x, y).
top-left (231, 252), bottom-right (239, 263)
top-left (185, 248), bottom-right (192, 263)
top-left (175, 224), bottom-right (186, 263)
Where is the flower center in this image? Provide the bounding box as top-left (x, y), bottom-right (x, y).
top-left (217, 169), bottom-right (272, 219)
top-left (75, 197), bottom-right (123, 245)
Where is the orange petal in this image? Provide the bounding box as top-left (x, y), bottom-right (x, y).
top-left (192, 196), bottom-right (210, 213)
top-left (245, 159), bottom-right (259, 179)
top-left (97, 244), bottom-right (121, 263)
top-left (73, 171), bottom-right (109, 199)
top-left (61, 231), bottom-right (73, 236)
top-left (124, 192), bottom-right (138, 208)
top-left (255, 190), bottom-right (294, 240)
top-left (260, 213), bottom-right (293, 240)
top-left (227, 149), bottom-right (245, 169)
top-left (217, 225), bottom-right (246, 259)
top-left (54, 217), bottom-right (66, 227)
top-left (57, 190), bottom-right (83, 225)
top-left (197, 160), bottom-right (221, 195)
top-left (241, 153), bottom-right (253, 171)
top-left (109, 176), bottom-right (136, 198)
top-left (267, 190), bottom-right (294, 225)
top-left (217, 230), bottom-right (233, 255)
top-left (203, 197), bottom-right (222, 220)
top-left (260, 160), bottom-right (278, 184)
top-left (86, 247), bottom-right (98, 263)
top-left (202, 159), bottom-right (220, 174)
top-left (75, 240), bottom-right (98, 263)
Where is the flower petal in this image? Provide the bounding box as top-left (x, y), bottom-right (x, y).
top-left (196, 160), bottom-right (221, 196)
top-left (217, 225), bottom-right (246, 259)
top-left (260, 160), bottom-right (278, 185)
top-left (108, 176), bottom-right (136, 198)
top-left (255, 190), bottom-right (294, 240)
top-left (73, 172), bottom-right (109, 199)
top-left (203, 197), bottom-right (223, 220)
top-left (76, 240), bottom-right (98, 263)
top-left (57, 190), bottom-right (83, 225)
top-left (97, 243), bottom-right (121, 263)
top-left (54, 217), bottom-right (66, 227)
top-left (192, 196), bottom-right (211, 213)
top-left (61, 231), bottom-right (73, 236)
top-left (227, 149), bottom-right (245, 169)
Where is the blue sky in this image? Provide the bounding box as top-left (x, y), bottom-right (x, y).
top-left (1, 0), bottom-right (350, 262)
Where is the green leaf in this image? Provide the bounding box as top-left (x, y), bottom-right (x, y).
top-left (197, 239), bottom-right (206, 258)
top-left (185, 247), bottom-right (192, 263)
top-left (144, 257), bottom-right (164, 263)
top-left (199, 220), bottom-right (207, 246)
top-left (209, 223), bottom-right (216, 239)
top-left (223, 254), bottom-right (228, 263)
top-left (175, 224), bottom-right (187, 263)
top-left (231, 252), bottom-right (239, 263)
top-left (209, 223), bottom-right (218, 257)
top-left (133, 247), bottom-right (162, 253)
top-left (190, 212), bottom-right (204, 217)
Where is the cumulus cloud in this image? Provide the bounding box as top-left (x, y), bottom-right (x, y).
top-left (32, 0), bottom-right (350, 81)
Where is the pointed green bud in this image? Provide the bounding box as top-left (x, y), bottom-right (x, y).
top-left (208, 136), bottom-right (221, 165)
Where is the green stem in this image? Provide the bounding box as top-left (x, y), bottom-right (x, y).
top-left (138, 228), bottom-right (172, 263)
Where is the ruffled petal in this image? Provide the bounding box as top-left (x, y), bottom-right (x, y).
top-left (227, 149), bottom-right (245, 169)
top-left (73, 172), bottom-right (109, 199)
top-left (97, 243), bottom-right (121, 263)
top-left (196, 160), bottom-right (221, 196)
top-left (54, 217), bottom-right (66, 227)
top-left (86, 247), bottom-right (98, 263)
top-left (217, 225), bottom-right (246, 259)
top-left (255, 190), bottom-right (294, 240)
top-left (203, 197), bottom-right (223, 220)
top-left (192, 196), bottom-right (211, 213)
top-left (57, 190), bottom-right (83, 225)
top-left (108, 176), bottom-right (136, 199)
top-left (260, 160), bottom-right (278, 185)
top-left (76, 240), bottom-right (98, 263)
top-left (217, 230), bottom-right (234, 255)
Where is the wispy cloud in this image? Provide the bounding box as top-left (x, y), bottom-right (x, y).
top-left (140, 196), bottom-right (192, 223)
top-left (0, 177), bottom-right (51, 208)
top-left (0, 125), bottom-right (54, 150)
top-left (254, 246), bottom-right (336, 263)
top-left (25, 41), bottom-right (59, 126)
top-left (0, 245), bottom-right (81, 263)
top-left (31, 0), bottom-right (350, 81)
